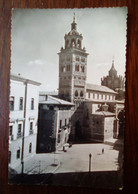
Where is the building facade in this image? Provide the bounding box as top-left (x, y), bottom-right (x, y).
top-left (37, 95), bottom-right (74, 153)
top-left (9, 74), bottom-right (41, 174)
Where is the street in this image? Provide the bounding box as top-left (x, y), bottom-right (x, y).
top-left (10, 140), bottom-right (123, 188)
top-left (23, 141), bottom-right (121, 174)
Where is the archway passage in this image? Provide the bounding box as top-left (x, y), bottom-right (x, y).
top-left (118, 109), bottom-right (125, 138)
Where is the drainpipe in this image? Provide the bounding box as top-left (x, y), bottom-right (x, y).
top-left (21, 81), bottom-right (28, 175)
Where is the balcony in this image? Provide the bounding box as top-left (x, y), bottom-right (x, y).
top-left (9, 135), bottom-right (14, 141)
top-left (17, 132), bottom-right (23, 139)
top-left (29, 130), bottom-right (33, 135)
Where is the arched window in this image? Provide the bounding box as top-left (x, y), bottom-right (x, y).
top-left (71, 39), bottom-right (76, 47)
top-left (75, 90), bottom-right (78, 97)
top-left (77, 39), bottom-right (81, 48)
top-left (29, 143), bottom-right (32, 153)
top-left (80, 91), bottom-right (83, 97)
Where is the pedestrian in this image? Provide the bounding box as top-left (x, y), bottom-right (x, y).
top-left (102, 148), bottom-right (104, 154)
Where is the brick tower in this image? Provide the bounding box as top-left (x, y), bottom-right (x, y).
top-left (58, 13), bottom-right (89, 105)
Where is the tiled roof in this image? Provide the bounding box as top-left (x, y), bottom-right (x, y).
top-left (86, 83), bottom-right (117, 94)
top-left (39, 95), bottom-right (74, 106)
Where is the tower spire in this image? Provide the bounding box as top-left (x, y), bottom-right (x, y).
top-left (112, 56), bottom-right (114, 68)
top-left (73, 12), bottom-right (75, 23)
top-left (71, 12), bottom-right (77, 30)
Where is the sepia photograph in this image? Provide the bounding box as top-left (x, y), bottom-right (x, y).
top-left (9, 8), bottom-right (127, 189)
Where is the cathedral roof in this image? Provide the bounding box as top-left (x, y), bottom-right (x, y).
top-left (86, 83), bottom-right (117, 94)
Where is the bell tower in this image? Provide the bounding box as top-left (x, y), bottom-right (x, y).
top-left (58, 13), bottom-right (89, 104)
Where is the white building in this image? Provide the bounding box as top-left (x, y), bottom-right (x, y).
top-left (9, 74), bottom-right (41, 174)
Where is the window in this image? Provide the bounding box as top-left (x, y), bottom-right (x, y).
top-left (81, 58), bottom-right (85, 62)
top-left (75, 64), bottom-right (79, 71)
top-left (8, 151), bottom-right (11, 163)
top-left (75, 90), bottom-right (78, 97)
top-left (105, 95), bottom-right (107, 100)
top-left (88, 92), bottom-right (90, 98)
top-left (77, 39), bottom-right (81, 48)
top-left (16, 149), bottom-right (20, 159)
top-left (18, 124), bottom-right (22, 134)
top-left (29, 143), bottom-right (32, 153)
top-left (101, 94), bottom-right (103, 100)
top-left (60, 120), bottom-right (62, 128)
top-left (97, 94), bottom-right (99, 99)
top-left (31, 98), bottom-right (34, 110)
top-left (10, 96), bottom-right (14, 111)
top-left (19, 97), bottom-right (23, 110)
top-left (9, 126), bottom-right (13, 136)
top-left (30, 122), bottom-right (33, 130)
top-left (93, 93), bottom-right (95, 99)
top-left (65, 119), bottom-right (67, 126)
top-left (17, 124), bottom-right (22, 138)
top-left (80, 91), bottom-right (83, 97)
top-left (81, 66), bottom-right (84, 72)
top-left (29, 122), bottom-right (33, 135)
top-left (76, 56), bottom-right (80, 61)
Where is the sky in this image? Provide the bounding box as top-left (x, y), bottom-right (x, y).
top-left (11, 8), bottom-right (127, 91)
